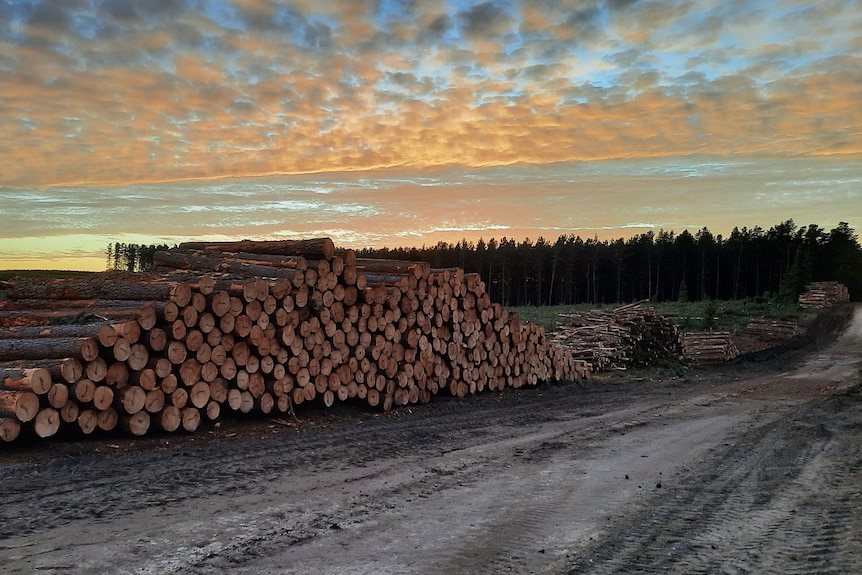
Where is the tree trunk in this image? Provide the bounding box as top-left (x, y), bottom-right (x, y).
top-left (0, 417), bottom-right (22, 442)
top-left (33, 407), bottom-right (60, 438)
top-left (0, 337), bottom-right (99, 362)
top-left (77, 409), bottom-right (98, 434)
top-left (1, 367), bottom-right (53, 394)
top-left (4, 276), bottom-right (184, 302)
top-left (158, 405), bottom-right (181, 432)
top-left (0, 390), bottom-right (40, 422)
top-left (181, 407), bottom-right (201, 432)
top-left (178, 238), bottom-right (335, 260)
top-left (121, 412), bottom-right (150, 436)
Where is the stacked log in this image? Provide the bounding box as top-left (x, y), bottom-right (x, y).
top-left (798, 281), bottom-right (850, 309)
top-left (741, 318), bottom-right (805, 341)
top-left (0, 238), bottom-right (583, 442)
top-left (682, 331), bottom-right (739, 364)
top-left (552, 302), bottom-right (682, 371)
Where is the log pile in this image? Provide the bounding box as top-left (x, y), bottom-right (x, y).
top-left (0, 238), bottom-right (584, 442)
top-left (798, 281), bottom-right (850, 309)
top-left (552, 302), bottom-right (682, 371)
top-left (740, 318), bottom-right (805, 341)
top-left (681, 331), bottom-right (739, 364)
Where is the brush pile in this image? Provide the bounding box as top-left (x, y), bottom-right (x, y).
top-left (798, 281), bottom-right (850, 309)
top-left (552, 302), bottom-right (682, 371)
top-left (0, 238), bottom-right (585, 442)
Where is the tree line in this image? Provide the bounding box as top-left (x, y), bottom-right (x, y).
top-left (108, 219), bottom-right (862, 306)
top-left (358, 220), bottom-right (862, 306)
top-left (106, 242), bottom-right (172, 274)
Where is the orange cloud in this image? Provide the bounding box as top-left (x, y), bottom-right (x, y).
top-left (0, 0), bottom-right (860, 191)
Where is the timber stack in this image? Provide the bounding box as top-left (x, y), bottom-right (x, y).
top-left (552, 302), bottom-right (681, 371)
top-left (740, 318), bottom-right (805, 341)
top-left (798, 281), bottom-right (850, 309)
top-left (0, 238), bottom-right (583, 443)
top-left (681, 331), bottom-right (739, 364)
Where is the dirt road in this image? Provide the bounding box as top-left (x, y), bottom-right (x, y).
top-left (1, 305), bottom-right (860, 574)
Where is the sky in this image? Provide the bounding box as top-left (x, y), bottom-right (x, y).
top-left (1, 0), bottom-right (860, 271)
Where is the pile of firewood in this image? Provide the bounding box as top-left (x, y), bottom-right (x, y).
top-left (681, 331), bottom-right (739, 364)
top-left (798, 281), bottom-right (850, 309)
top-left (552, 302), bottom-right (682, 371)
top-left (0, 238), bottom-right (585, 442)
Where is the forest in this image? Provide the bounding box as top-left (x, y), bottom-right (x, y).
top-left (109, 220), bottom-right (862, 307)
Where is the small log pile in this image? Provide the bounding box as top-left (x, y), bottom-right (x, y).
top-left (741, 318), bottom-right (805, 341)
top-left (0, 238), bottom-right (584, 442)
top-left (681, 331), bottom-right (739, 364)
top-left (552, 302), bottom-right (682, 371)
top-left (798, 281), bottom-right (850, 309)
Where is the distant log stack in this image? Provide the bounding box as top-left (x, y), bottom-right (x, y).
top-left (682, 331), bottom-right (739, 364)
top-left (552, 302), bottom-right (682, 372)
top-left (798, 281), bottom-right (850, 309)
top-left (741, 318), bottom-right (805, 341)
top-left (0, 238), bottom-right (583, 442)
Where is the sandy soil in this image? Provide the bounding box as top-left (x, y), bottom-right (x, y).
top-left (1, 305), bottom-right (860, 574)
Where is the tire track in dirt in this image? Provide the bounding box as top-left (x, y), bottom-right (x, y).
top-left (124, 394), bottom-right (678, 575)
top-left (0, 381), bottom-right (648, 574)
top-left (564, 388), bottom-right (862, 575)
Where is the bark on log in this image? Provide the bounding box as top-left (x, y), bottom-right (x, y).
top-left (0, 308), bottom-right (150, 329)
top-left (1, 367), bottom-right (53, 394)
top-left (0, 337), bottom-right (99, 362)
top-left (157, 249), bottom-right (309, 272)
top-left (178, 238), bottom-right (335, 260)
top-left (4, 276), bottom-right (184, 302)
top-left (355, 258), bottom-right (431, 279)
top-left (0, 358), bottom-right (83, 384)
top-left (0, 321), bottom-right (125, 341)
top-left (0, 298), bottom-right (164, 312)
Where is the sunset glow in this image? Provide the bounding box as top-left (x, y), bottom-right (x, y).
top-left (2, 0), bottom-right (860, 270)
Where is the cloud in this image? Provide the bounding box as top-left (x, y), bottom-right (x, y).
top-left (458, 2), bottom-right (514, 39)
top-left (0, 0), bottom-right (859, 189)
top-left (25, 0), bottom-right (75, 32)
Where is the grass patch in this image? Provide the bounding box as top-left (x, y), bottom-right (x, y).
top-left (509, 304), bottom-right (605, 333)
